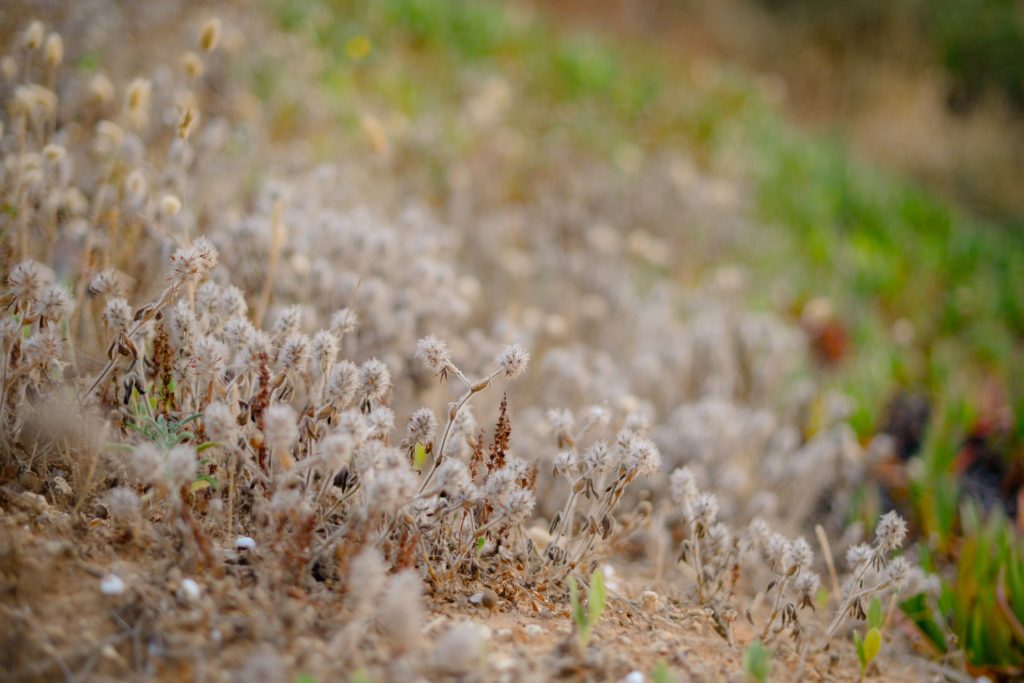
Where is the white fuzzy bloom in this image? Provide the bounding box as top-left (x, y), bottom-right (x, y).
top-left (276, 333), bottom-right (310, 373)
top-left (222, 317), bottom-right (255, 349)
top-left (88, 269), bottom-right (120, 297)
top-left (203, 401), bottom-right (237, 445)
top-left (358, 358), bottom-right (391, 403)
top-left (499, 488), bottom-right (535, 525)
top-left (347, 547), bottom-right (388, 612)
top-left (190, 335), bottom-right (226, 381)
top-left (553, 450), bottom-right (576, 475)
top-left (32, 284), bottom-right (72, 322)
top-left (846, 543), bottom-right (872, 569)
top-left (887, 556), bottom-right (911, 590)
top-left (273, 305), bottom-right (304, 339)
top-left (582, 441), bottom-right (613, 473)
top-left (367, 406), bottom-right (395, 438)
top-left (415, 335), bottom-right (452, 376)
top-left (405, 408), bottom-right (438, 445)
top-left (875, 511), bottom-right (908, 553)
top-left (335, 409), bottom-right (370, 444)
top-left (330, 307), bottom-right (359, 337)
top-left (310, 330), bottom-right (339, 375)
top-left (264, 404), bottom-right (298, 451)
top-left (495, 343), bottom-right (529, 380)
top-left (669, 467), bottom-right (698, 508)
top-left (786, 537), bottom-right (814, 573)
top-left (165, 445), bottom-right (197, 489)
top-left (131, 442), bottom-right (162, 483)
top-left (319, 433), bottom-right (353, 468)
top-left (169, 241), bottom-right (216, 287)
top-left (169, 300), bottom-right (197, 355)
top-left (105, 486), bottom-right (140, 521)
top-left (546, 408), bottom-right (574, 434)
top-left (8, 260), bottom-right (47, 311)
top-left (434, 459), bottom-right (472, 499)
top-left (23, 327), bottom-right (63, 371)
top-left (626, 434), bottom-right (661, 475)
top-left (219, 285), bottom-right (248, 319)
top-left (325, 360), bottom-right (359, 407)
top-left (691, 492), bottom-right (719, 529)
top-left (102, 297), bottom-right (132, 334)
top-left (377, 570), bottom-right (425, 650)
top-left (794, 571), bottom-right (820, 603)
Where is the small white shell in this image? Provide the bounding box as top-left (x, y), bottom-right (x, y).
top-left (100, 574), bottom-right (126, 595)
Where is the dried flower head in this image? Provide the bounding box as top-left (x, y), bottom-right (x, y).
top-left (43, 33), bottom-right (63, 68)
top-left (415, 335), bottom-right (452, 377)
top-left (199, 18), bottom-right (222, 52)
top-left (102, 297), bottom-right (132, 334)
top-left (405, 407), bottom-right (438, 446)
top-left (23, 21), bottom-right (45, 51)
top-left (264, 404), bottom-right (299, 451)
top-left (204, 401), bottom-right (237, 445)
top-left (874, 511), bottom-right (908, 553)
top-left (358, 358), bottom-right (392, 403)
top-left (495, 343), bottom-right (529, 380)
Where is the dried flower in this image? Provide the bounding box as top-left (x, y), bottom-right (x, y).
top-left (199, 18), bottom-right (222, 52)
top-left (358, 358), bottom-right (391, 403)
top-left (415, 335), bottom-right (452, 377)
top-left (23, 21), bottom-right (45, 51)
top-left (264, 404), bottom-right (298, 451)
top-left (874, 511), bottom-right (908, 553)
top-left (405, 407), bottom-right (438, 446)
top-left (325, 361), bottom-right (359, 407)
top-left (43, 33), bottom-right (63, 68)
top-left (495, 343), bottom-right (529, 380)
top-left (204, 401), bottom-right (237, 445)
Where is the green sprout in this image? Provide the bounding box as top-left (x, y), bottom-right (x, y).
top-left (853, 597), bottom-right (885, 678)
top-left (568, 567), bottom-right (606, 646)
top-left (742, 639), bottom-right (771, 683)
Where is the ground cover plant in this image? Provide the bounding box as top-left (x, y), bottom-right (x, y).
top-left (0, 0), bottom-right (1020, 681)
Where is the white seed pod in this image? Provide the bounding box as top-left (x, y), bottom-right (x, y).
top-left (23, 21), bottom-right (45, 51)
top-left (43, 33), bottom-right (63, 67)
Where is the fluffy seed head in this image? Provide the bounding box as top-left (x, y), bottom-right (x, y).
top-left (415, 335), bottom-right (452, 376)
top-left (264, 404), bottom-right (298, 451)
top-left (358, 358), bottom-right (391, 403)
top-left (874, 511), bottom-right (908, 553)
top-left (44, 33), bottom-right (63, 67)
top-left (102, 297), bottom-right (132, 334)
top-left (495, 343), bottom-right (529, 380)
top-left (405, 407), bottom-right (438, 446)
top-left (204, 401), bottom-right (237, 445)
top-left (325, 361), bottom-right (359, 407)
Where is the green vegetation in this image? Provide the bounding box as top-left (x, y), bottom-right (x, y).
top-left (568, 567), bottom-right (607, 647)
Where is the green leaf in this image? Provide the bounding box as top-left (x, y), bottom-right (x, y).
top-left (568, 576), bottom-right (585, 631)
top-left (196, 441), bottom-right (221, 453)
top-left (189, 479), bottom-right (211, 493)
top-left (475, 536), bottom-right (486, 553)
top-left (651, 661), bottom-right (674, 683)
top-left (853, 630), bottom-right (864, 664)
top-left (742, 639), bottom-right (771, 683)
top-left (413, 442), bottom-right (428, 471)
top-left (867, 596), bottom-right (884, 629)
top-left (863, 627), bottom-right (882, 669)
top-left (588, 567), bottom-right (606, 629)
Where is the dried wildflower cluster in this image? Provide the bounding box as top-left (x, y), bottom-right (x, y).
top-left (0, 12), bottom-right (939, 681)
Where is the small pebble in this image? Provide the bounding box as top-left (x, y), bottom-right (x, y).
top-left (179, 578), bottom-right (201, 602)
top-left (235, 536), bottom-right (256, 551)
top-left (641, 590), bottom-right (658, 612)
top-left (481, 588), bottom-right (499, 610)
top-left (100, 573), bottom-right (126, 595)
top-left (622, 672), bottom-right (645, 683)
top-left (524, 624), bottom-right (545, 638)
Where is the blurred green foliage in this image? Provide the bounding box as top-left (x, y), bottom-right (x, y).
top-left (755, 0), bottom-right (1024, 110)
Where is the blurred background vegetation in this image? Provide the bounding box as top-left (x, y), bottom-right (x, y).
top-left (268, 0), bottom-right (1024, 670)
